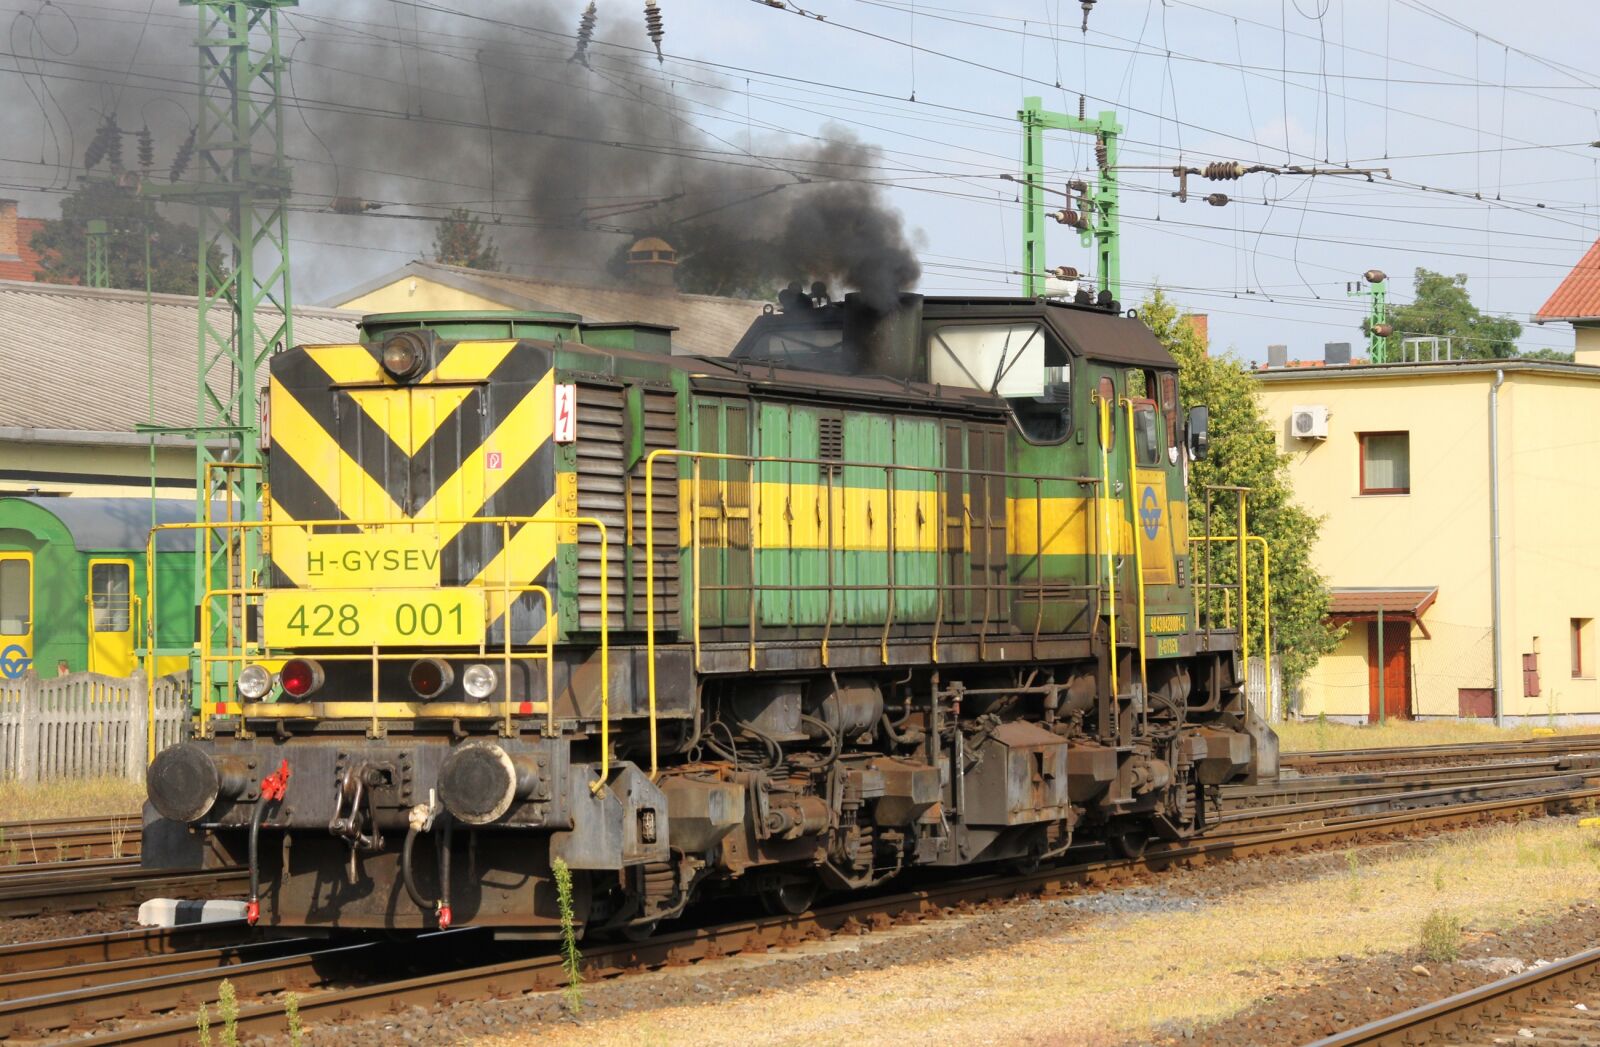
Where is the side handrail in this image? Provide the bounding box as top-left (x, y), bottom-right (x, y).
top-left (1190, 533), bottom-right (1272, 685)
top-left (1122, 399), bottom-right (1150, 709)
top-left (1096, 395), bottom-right (1119, 702)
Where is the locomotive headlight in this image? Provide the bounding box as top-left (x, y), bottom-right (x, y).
top-left (380, 331), bottom-right (428, 381)
top-left (279, 658), bottom-right (325, 699)
top-left (462, 663), bottom-right (499, 699)
top-left (409, 658), bottom-right (455, 699)
top-left (236, 664), bottom-right (273, 700)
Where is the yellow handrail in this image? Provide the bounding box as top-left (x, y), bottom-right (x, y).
top-left (146, 515), bottom-right (610, 790)
top-left (1122, 399), bottom-right (1148, 702)
top-left (1097, 395), bottom-right (1118, 701)
top-left (1190, 533), bottom-right (1272, 686)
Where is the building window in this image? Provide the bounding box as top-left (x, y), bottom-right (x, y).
top-left (1359, 432), bottom-right (1410, 495)
top-left (1574, 618), bottom-right (1593, 678)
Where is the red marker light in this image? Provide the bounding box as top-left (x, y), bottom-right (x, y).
top-left (279, 658), bottom-right (324, 699)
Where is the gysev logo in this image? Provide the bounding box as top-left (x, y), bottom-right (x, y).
top-left (1139, 486), bottom-right (1162, 540)
top-left (304, 534), bottom-right (443, 589)
top-left (0, 644), bottom-right (30, 680)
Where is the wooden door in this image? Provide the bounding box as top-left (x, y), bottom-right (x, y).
top-left (1367, 620), bottom-right (1412, 722)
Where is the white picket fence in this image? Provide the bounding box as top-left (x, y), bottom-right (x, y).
top-left (0, 671), bottom-right (191, 782)
top-left (1246, 656), bottom-right (1283, 723)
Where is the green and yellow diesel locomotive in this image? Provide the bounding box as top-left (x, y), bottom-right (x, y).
top-left (143, 292), bottom-right (1275, 937)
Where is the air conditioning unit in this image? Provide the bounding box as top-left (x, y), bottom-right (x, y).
top-left (1291, 405), bottom-right (1329, 440)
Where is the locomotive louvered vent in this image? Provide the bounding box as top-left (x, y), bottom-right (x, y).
top-left (818, 416), bottom-right (844, 460)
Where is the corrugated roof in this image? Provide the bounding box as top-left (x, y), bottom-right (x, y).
top-left (1537, 235), bottom-right (1600, 321)
top-left (0, 218), bottom-right (51, 283)
top-left (0, 279), bottom-right (360, 431)
top-left (1327, 587), bottom-right (1438, 618)
top-left (329, 260), bottom-right (767, 356)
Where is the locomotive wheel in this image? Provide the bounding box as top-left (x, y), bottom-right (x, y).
top-left (1107, 828), bottom-right (1149, 860)
top-left (760, 877), bottom-right (818, 916)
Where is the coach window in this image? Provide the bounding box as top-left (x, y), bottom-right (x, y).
top-left (1359, 432), bottom-right (1410, 495)
top-left (0, 559), bottom-right (28, 635)
top-left (928, 322), bottom-right (1071, 443)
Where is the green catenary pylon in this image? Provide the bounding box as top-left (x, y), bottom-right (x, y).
top-left (1017, 96), bottom-right (1121, 301)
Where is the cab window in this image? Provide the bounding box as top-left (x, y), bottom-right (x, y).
top-left (927, 322), bottom-right (1071, 443)
top-left (1133, 403), bottom-right (1160, 466)
top-left (1159, 373), bottom-right (1180, 458)
top-left (0, 560), bottom-right (28, 635)
top-left (90, 562), bottom-right (131, 633)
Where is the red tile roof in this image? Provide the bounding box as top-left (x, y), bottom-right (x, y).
top-left (1537, 235), bottom-right (1600, 321)
top-left (1327, 587), bottom-right (1438, 619)
top-left (0, 218), bottom-right (54, 283)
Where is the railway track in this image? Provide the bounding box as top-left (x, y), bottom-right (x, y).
top-left (1279, 733), bottom-right (1600, 773)
top-left (0, 817), bottom-right (142, 866)
top-left (5, 778), bottom-right (1595, 1046)
top-left (0, 862), bottom-right (245, 918)
top-left (1309, 944), bottom-right (1600, 1045)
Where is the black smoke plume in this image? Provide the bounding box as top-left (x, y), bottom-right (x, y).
top-left (1, 0), bottom-right (921, 306)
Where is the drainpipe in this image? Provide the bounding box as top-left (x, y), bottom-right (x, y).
top-left (1490, 369), bottom-right (1506, 727)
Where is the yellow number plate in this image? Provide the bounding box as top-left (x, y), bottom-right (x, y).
top-left (263, 589), bottom-right (485, 648)
top-left (304, 534), bottom-right (441, 589)
top-left (1156, 636), bottom-right (1181, 657)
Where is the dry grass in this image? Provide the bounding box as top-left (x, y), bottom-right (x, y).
top-left (1276, 718), bottom-right (1599, 753)
top-left (478, 818), bottom-right (1600, 1047)
top-left (0, 778), bottom-right (144, 822)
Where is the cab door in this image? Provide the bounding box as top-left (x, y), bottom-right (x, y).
top-left (0, 553), bottom-right (33, 679)
top-left (87, 558), bottom-right (135, 676)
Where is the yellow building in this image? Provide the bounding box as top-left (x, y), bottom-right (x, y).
top-left (1257, 353), bottom-right (1600, 724)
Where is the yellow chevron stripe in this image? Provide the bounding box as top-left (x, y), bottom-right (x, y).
top-left (469, 490), bottom-right (561, 628)
top-left (416, 371), bottom-right (555, 539)
top-left (267, 496), bottom-right (310, 586)
top-left (302, 344), bottom-right (382, 385)
top-left (424, 339), bottom-right (519, 383)
top-left (270, 376), bottom-right (404, 522)
top-left (404, 341), bottom-right (521, 455)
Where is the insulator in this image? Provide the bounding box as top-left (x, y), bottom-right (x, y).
top-left (1078, 95), bottom-right (1086, 121)
top-left (84, 119), bottom-right (114, 170)
top-left (1051, 265), bottom-right (1079, 281)
top-left (644, 0), bottom-right (664, 63)
top-left (1067, 179), bottom-right (1087, 194)
top-left (1372, 323), bottom-right (1394, 338)
top-left (1049, 209), bottom-right (1080, 227)
top-left (169, 125), bottom-right (196, 183)
top-left (1094, 134), bottom-right (1107, 171)
top-left (1204, 193), bottom-right (1229, 207)
top-left (1079, 0), bottom-right (1096, 33)
top-left (137, 126), bottom-right (154, 170)
top-left (104, 118), bottom-right (122, 169)
top-left (330, 196), bottom-right (370, 215)
top-left (1203, 161), bottom-right (1245, 181)
top-left (570, 2), bottom-right (597, 68)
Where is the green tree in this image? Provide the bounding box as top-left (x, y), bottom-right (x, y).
top-left (29, 181), bottom-right (218, 293)
top-left (1385, 268), bottom-right (1523, 359)
top-left (1142, 290), bottom-right (1340, 686)
top-left (432, 208), bottom-right (501, 270)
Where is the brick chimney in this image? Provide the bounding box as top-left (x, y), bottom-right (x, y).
top-left (625, 236), bottom-right (678, 292)
top-left (0, 201), bottom-right (17, 258)
top-left (1180, 312), bottom-right (1209, 355)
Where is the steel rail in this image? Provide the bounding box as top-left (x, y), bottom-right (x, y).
top-left (47, 782), bottom-right (1600, 1047)
top-left (0, 865), bottom-right (246, 918)
top-left (1306, 943), bottom-right (1600, 1046)
top-left (0, 923), bottom-right (246, 978)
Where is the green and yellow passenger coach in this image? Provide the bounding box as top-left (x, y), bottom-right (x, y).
top-left (0, 497), bottom-right (199, 680)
